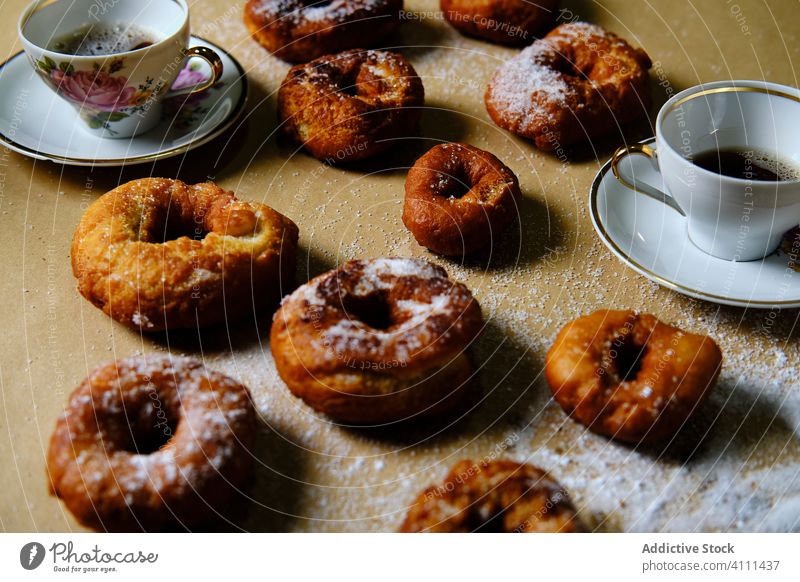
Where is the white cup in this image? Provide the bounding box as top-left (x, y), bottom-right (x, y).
top-left (18, 0), bottom-right (223, 138)
top-left (611, 80), bottom-right (800, 261)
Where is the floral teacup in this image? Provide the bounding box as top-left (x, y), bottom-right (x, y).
top-left (18, 0), bottom-right (222, 138)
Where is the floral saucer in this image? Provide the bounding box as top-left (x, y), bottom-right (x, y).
top-left (0, 36), bottom-right (247, 166)
top-left (591, 137), bottom-right (800, 309)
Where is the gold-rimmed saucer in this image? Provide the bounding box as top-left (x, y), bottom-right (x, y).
top-left (591, 137), bottom-right (800, 309)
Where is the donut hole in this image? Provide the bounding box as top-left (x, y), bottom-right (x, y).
top-left (321, 65), bottom-right (362, 98)
top-left (470, 508), bottom-right (507, 533)
top-left (135, 206), bottom-right (209, 242)
top-left (433, 169), bottom-right (471, 199)
top-left (120, 405), bottom-right (178, 455)
top-left (611, 334), bottom-right (646, 382)
top-left (551, 52), bottom-right (601, 83)
top-left (549, 54), bottom-right (582, 78)
top-left (337, 83), bottom-right (359, 97)
top-left (159, 211), bottom-right (208, 242)
top-left (342, 292), bottom-right (393, 330)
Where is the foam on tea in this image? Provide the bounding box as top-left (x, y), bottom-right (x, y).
top-left (47, 23), bottom-right (158, 56)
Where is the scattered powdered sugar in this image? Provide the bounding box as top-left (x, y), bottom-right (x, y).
top-left (395, 294), bottom-right (449, 317)
top-left (130, 311), bottom-right (154, 329)
top-left (354, 258), bottom-right (443, 294)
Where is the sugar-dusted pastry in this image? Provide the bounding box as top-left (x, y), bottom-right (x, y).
top-left (47, 356), bottom-right (257, 531)
top-left (401, 459), bottom-right (583, 532)
top-left (270, 258), bottom-right (483, 423)
top-left (441, 0), bottom-right (559, 45)
top-left (244, 0), bottom-right (402, 63)
top-left (485, 22), bottom-right (652, 150)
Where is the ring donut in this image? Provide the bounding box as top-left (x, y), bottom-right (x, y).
top-left (545, 310), bottom-right (723, 443)
top-left (71, 178), bottom-right (299, 332)
top-left (270, 258), bottom-right (483, 423)
top-left (278, 49), bottom-right (425, 163)
top-left (46, 356), bottom-right (257, 531)
top-left (403, 142), bottom-right (521, 256)
top-left (441, 0), bottom-right (559, 45)
top-left (485, 22), bottom-right (652, 150)
top-left (244, 0), bottom-right (402, 63)
top-left (400, 459), bottom-right (583, 532)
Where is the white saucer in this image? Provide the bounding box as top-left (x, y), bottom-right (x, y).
top-left (0, 36), bottom-right (247, 167)
top-left (591, 137), bottom-right (800, 309)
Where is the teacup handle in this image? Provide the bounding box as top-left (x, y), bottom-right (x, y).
top-left (611, 143), bottom-right (686, 216)
top-left (164, 46), bottom-right (223, 98)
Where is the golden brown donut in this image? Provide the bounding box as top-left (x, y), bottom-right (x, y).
top-left (244, 0), bottom-right (402, 63)
top-left (277, 49), bottom-right (424, 163)
top-left (270, 258), bottom-right (483, 423)
top-left (545, 310), bottom-right (723, 444)
top-left (402, 142), bottom-right (521, 256)
top-left (441, 0), bottom-right (559, 45)
top-left (485, 22), bottom-right (652, 150)
top-left (46, 356), bottom-right (257, 532)
top-left (400, 459), bottom-right (582, 532)
top-left (71, 178), bottom-right (299, 332)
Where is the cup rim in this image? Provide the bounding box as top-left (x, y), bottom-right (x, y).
top-left (17, 0), bottom-right (189, 59)
top-left (655, 79), bottom-right (800, 186)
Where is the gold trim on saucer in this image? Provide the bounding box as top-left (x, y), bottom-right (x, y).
top-left (0, 35), bottom-right (248, 166)
top-left (591, 137), bottom-right (800, 308)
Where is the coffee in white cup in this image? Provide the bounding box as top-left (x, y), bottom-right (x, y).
top-left (612, 80), bottom-right (800, 262)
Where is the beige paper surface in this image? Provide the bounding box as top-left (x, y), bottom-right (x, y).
top-left (1, 0), bottom-right (798, 532)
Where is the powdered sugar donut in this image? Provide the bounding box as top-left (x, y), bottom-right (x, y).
top-left (441, 0), bottom-right (559, 45)
top-left (46, 356), bottom-right (257, 531)
top-left (244, 0), bottom-right (402, 63)
top-left (400, 459), bottom-right (583, 532)
top-left (485, 22), bottom-right (652, 150)
top-left (270, 258), bottom-right (484, 423)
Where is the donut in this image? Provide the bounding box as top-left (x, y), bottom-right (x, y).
top-left (46, 356), bottom-right (257, 531)
top-left (441, 0), bottom-right (559, 45)
top-left (244, 0), bottom-right (402, 63)
top-left (277, 49), bottom-right (425, 163)
top-left (403, 142), bottom-right (521, 256)
top-left (400, 459), bottom-right (582, 532)
top-left (269, 258), bottom-right (483, 423)
top-left (545, 310), bottom-right (723, 444)
top-left (485, 22), bottom-right (652, 150)
top-left (71, 178), bottom-right (299, 332)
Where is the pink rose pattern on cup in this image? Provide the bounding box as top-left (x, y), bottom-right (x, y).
top-left (49, 69), bottom-right (135, 112)
top-left (171, 63), bottom-right (206, 90)
top-left (34, 55), bottom-right (219, 134)
top-left (162, 62), bottom-right (222, 131)
top-left (33, 55), bottom-right (158, 133)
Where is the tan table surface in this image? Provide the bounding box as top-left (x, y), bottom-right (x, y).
top-left (1, 0), bottom-right (799, 533)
